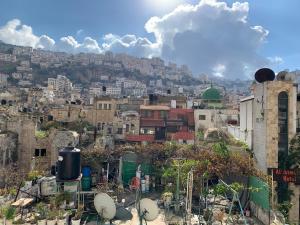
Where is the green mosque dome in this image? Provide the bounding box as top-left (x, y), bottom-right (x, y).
top-left (202, 87), bottom-right (221, 101)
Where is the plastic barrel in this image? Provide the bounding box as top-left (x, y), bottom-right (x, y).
top-left (82, 166), bottom-right (91, 177)
top-left (145, 179), bottom-right (150, 192)
top-left (57, 147), bottom-right (81, 181)
top-left (82, 176), bottom-right (91, 191)
top-left (141, 179), bottom-right (146, 193)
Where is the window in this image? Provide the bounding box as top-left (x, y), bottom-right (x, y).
top-left (35, 149), bottom-right (46, 157)
top-left (117, 128), bottom-right (123, 134)
top-left (98, 103), bottom-right (102, 110)
top-left (104, 104), bottom-right (108, 110)
top-left (108, 104), bottom-right (112, 110)
top-left (160, 111), bottom-right (167, 119)
top-left (126, 124), bottom-right (130, 132)
top-left (199, 115), bottom-right (206, 120)
top-left (41, 149), bottom-right (46, 156)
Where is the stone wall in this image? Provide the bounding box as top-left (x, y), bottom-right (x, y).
top-left (252, 80), bottom-right (297, 172)
top-left (289, 183), bottom-right (300, 223)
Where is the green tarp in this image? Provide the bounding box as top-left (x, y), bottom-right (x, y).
top-left (249, 176), bottom-right (270, 210)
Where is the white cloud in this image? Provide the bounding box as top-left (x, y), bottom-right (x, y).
top-left (268, 56), bottom-right (284, 65)
top-left (143, 0), bottom-right (270, 79)
top-left (102, 34), bottom-right (159, 58)
top-left (37, 35), bottom-right (55, 50)
top-left (76, 29), bottom-right (84, 36)
top-left (0, 1), bottom-right (277, 79)
top-left (0, 19), bottom-right (40, 47)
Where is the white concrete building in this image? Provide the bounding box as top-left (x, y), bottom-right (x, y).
top-left (0, 73), bottom-right (8, 87)
top-left (195, 109), bottom-right (239, 132)
top-left (106, 86), bottom-right (121, 96)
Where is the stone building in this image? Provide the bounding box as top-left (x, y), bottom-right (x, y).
top-left (251, 80), bottom-right (297, 171)
top-left (49, 104), bottom-right (83, 123)
top-left (231, 73), bottom-right (300, 223)
top-left (85, 97), bottom-right (128, 130)
top-left (195, 109), bottom-right (239, 132)
top-left (113, 111), bottom-right (140, 141)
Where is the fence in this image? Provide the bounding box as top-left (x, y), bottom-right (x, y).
top-left (249, 176), bottom-right (270, 210)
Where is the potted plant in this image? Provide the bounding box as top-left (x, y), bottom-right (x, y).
top-left (46, 210), bottom-right (57, 225)
top-left (35, 203), bottom-right (48, 225)
top-left (57, 210), bottom-right (66, 225)
top-left (55, 192), bottom-right (71, 209)
top-left (162, 192), bottom-right (173, 207)
top-left (12, 218), bottom-right (26, 224)
top-left (71, 205), bottom-right (83, 225)
top-left (3, 206), bottom-right (16, 225)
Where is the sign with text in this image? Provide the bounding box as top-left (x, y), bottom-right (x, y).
top-left (272, 169), bottom-right (299, 183)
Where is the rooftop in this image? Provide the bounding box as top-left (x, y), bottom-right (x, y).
top-left (140, 105), bottom-right (170, 111)
top-left (202, 87), bottom-right (221, 101)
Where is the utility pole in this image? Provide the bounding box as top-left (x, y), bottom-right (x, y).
top-left (172, 157), bottom-right (185, 213)
top-left (186, 169), bottom-right (193, 225)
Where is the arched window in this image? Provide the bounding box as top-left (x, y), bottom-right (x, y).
top-left (278, 91), bottom-right (288, 156)
top-left (277, 91), bottom-right (289, 203)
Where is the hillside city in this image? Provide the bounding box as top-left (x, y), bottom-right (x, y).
top-left (0, 12), bottom-right (300, 225)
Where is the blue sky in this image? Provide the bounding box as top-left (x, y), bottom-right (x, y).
top-left (0, 0), bottom-right (299, 79)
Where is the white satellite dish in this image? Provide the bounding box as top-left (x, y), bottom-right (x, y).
top-left (94, 193), bottom-right (116, 220)
top-left (137, 198), bottom-right (159, 221)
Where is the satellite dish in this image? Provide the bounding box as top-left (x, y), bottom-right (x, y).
top-left (94, 193), bottom-right (116, 220)
top-left (277, 71), bottom-right (289, 81)
top-left (254, 68), bottom-right (275, 83)
top-left (137, 198), bottom-right (159, 221)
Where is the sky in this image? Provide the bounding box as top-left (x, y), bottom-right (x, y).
top-left (0, 0), bottom-right (299, 79)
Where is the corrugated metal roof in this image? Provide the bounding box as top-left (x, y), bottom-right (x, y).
top-left (172, 132), bottom-right (194, 140)
top-left (140, 105), bottom-right (170, 110)
top-left (240, 95), bottom-right (254, 102)
top-left (126, 134), bottom-right (155, 142)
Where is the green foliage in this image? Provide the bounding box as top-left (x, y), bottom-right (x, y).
top-left (163, 142), bottom-right (179, 158)
top-left (47, 210), bottom-right (57, 220)
top-left (68, 121), bottom-right (94, 133)
top-left (287, 135), bottom-right (300, 168)
top-left (229, 182), bottom-right (244, 192)
top-left (9, 188), bottom-right (17, 196)
top-left (40, 121), bottom-right (61, 131)
top-left (36, 202), bottom-right (48, 220)
top-left (213, 183), bottom-right (228, 196)
top-left (27, 170), bottom-right (42, 181)
top-left (162, 159), bottom-right (198, 191)
top-left (212, 142), bottom-right (229, 158)
top-left (12, 218), bottom-right (26, 224)
top-left (55, 192), bottom-right (72, 207)
top-left (196, 130), bottom-right (204, 140)
top-left (3, 206), bottom-right (16, 220)
top-left (73, 205), bottom-right (84, 220)
top-left (58, 210), bottom-right (66, 219)
top-left (35, 130), bottom-right (48, 139)
top-left (277, 201), bottom-right (293, 223)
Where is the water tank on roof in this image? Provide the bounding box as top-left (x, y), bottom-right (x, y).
top-left (57, 147), bottom-right (81, 181)
top-left (254, 68), bottom-right (275, 83)
top-left (171, 100), bottom-right (176, 108)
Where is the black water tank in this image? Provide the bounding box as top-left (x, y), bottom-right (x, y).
top-left (57, 147), bottom-right (81, 181)
top-left (254, 68), bottom-right (275, 83)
